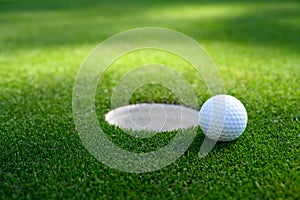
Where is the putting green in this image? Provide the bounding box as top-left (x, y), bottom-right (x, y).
top-left (0, 0), bottom-right (299, 199)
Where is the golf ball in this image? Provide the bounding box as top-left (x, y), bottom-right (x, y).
top-left (199, 94), bottom-right (247, 141)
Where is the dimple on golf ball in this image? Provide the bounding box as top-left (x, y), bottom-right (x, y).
top-left (199, 94), bottom-right (248, 141)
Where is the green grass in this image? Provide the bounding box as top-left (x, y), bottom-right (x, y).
top-left (1, 0), bottom-right (299, 199)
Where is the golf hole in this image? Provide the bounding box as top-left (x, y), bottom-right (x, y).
top-left (105, 103), bottom-right (199, 134)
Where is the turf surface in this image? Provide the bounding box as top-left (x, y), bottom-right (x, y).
top-left (1, 0), bottom-right (299, 199)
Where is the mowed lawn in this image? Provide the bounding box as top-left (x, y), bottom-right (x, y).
top-left (0, 0), bottom-right (299, 199)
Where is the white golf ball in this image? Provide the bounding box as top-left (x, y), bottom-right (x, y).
top-left (199, 94), bottom-right (247, 141)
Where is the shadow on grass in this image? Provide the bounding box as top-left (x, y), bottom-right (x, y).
top-left (187, 128), bottom-right (240, 156)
